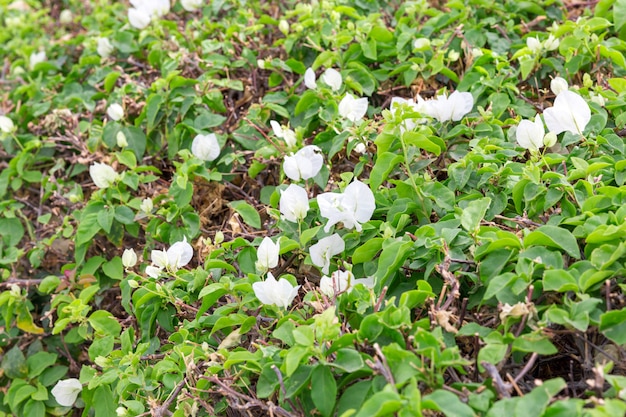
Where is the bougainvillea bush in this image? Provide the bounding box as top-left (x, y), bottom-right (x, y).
top-left (2, 0), bottom-right (626, 415)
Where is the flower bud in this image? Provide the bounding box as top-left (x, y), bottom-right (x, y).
top-left (116, 131), bottom-right (128, 148)
top-left (278, 19), bottom-right (289, 35)
top-left (0, 115), bottom-right (15, 133)
top-left (140, 198), bottom-right (153, 214)
top-left (127, 279), bottom-right (139, 288)
top-left (107, 103), bottom-right (124, 121)
top-left (543, 132), bottom-right (557, 148)
top-left (413, 38), bottom-right (431, 50)
top-left (122, 249), bottom-right (137, 268)
top-left (550, 77), bottom-right (568, 96)
top-left (526, 37), bottom-right (541, 53)
top-left (448, 50), bottom-right (460, 61)
top-left (116, 407), bottom-right (128, 417)
top-left (59, 9), bottom-right (73, 24)
top-left (97, 37), bottom-right (114, 58)
top-left (89, 162), bottom-right (119, 189)
top-left (583, 73), bottom-right (593, 88)
top-left (214, 231), bottom-right (224, 245)
top-left (543, 35), bottom-right (559, 51)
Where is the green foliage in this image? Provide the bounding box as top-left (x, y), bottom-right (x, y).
top-left (1, 0), bottom-right (626, 416)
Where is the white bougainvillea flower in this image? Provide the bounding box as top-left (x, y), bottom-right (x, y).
top-left (89, 162), bottom-right (119, 189)
top-left (550, 77), bottom-right (568, 96)
top-left (543, 90), bottom-right (591, 135)
top-left (29, 51), bottom-right (46, 69)
top-left (283, 145), bottom-right (323, 181)
top-left (310, 234), bottom-right (345, 275)
top-left (270, 120), bottom-right (297, 148)
top-left (128, 0), bottom-right (169, 28)
top-left (413, 38), bottom-right (431, 50)
top-left (319, 270), bottom-right (374, 297)
top-left (280, 184), bottom-right (310, 223)
top-left (191, 133), bottom-right (220, 161)
top-left (256, 236), bottom-right (280, 273)
top-left (304, 67), bottom-right (317, 89)
top-left (252, 272), bottom-right (300, 308)
top-left (181, 0), bottom-right (202, 11)
top-left (516, 115), bottom-right (545, 152)
top-left (390, 96), bottom-right (428, 132)
top-left (96, 37), bottom-right (114, 58)
top-left (318, 180), bottom-right (376, 233)
top-left (0, 115), bottom-right (15, 133)
top-left (122, 249), bottom-right (137, 268)
top-left (107, 103), bottom-right (124, 121)
top-left (320, 68), bottom-right (342, 91)
top-left (140, 198), bottom-right (153, 214)
top-left (338, 94), bottom-right (369, 123)
top-left (543, 34), bottom-right (559, 51)
top-left (51, 378), bottom-right (82, 407)
top-left (424, 91), bottom-right (474, 122)
top-left (526, 37), bottom-right (541, 53)
top-left (148, 237), bottom-right (193, 277)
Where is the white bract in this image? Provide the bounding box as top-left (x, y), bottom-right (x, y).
top-left (543, 90), bottom-right (591, 135)
top-left (516, 115), bottom-right (545, 152)
top-left (319, 270), bottom-right (374, 297)
top-left (96, 37), bottom-right (114, 58)
top-left (191, 133), bottom-right (220, 161)
top-left (413, 38), bottom-right (431, 50)
top-left (423, 91), bottom-right (474, 122)
top-left (280, 184), bottom-right (310, 223)
top-left (140, 198), bottom-right (153, 214)
top-left (320, 68), bottom-right (342, 91)
top-left (252, 272), bottom-right (300, 308)
top-left (122, 249), bottom-right (138, 268)
top-left (390, 96), bottom-right (428, 132)
top-left (318, 180), bottom-right (376, 233)
top-left (543, 34), bottom-right (559, 51)
top-left (338, 94), bottom-right (369, 123)
top-left (526, 37), bottom-right (541, 53)
top-left (116, 131), bottom-right (128, 148)
top-left (283, 145), bottom-right (323, 181)
top-left (0, 115), bottom-right (15, 133)
top-left (310, 234), bottom-right (345, 275)
top-left (256, 237), bottom-right (280, 273)
top-left (29, 51), bottom-right (46, 69)
top-left (550, 77), bottom-right (568, 96)
top-left (304, 67), bottom-right (317, 89)
top-left (107, 103), bottom-right (124, 121)
top-left (270, 120), bottom-right (297, 148)
top-left (51, 378), bottom-right (82, 407)
top-left (147, 237), bottom-right (193, 277)
top-left (181, 0), bottom-right (202, 11)
top-left (128, 0), bottom-right (170, 29)
top-left (89, 162), bottom-right (119, 189)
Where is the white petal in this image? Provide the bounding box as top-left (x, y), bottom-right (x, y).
top-left (283, 154), bottom-right (301, 181)
top-left (309, 234), bottom-right (345, 275)
top-left (191, 133), bottom-right (220, 161)
top-left (448, 91), bottom-right (474, 121)
top-left (317, 192), bottom-right (345, 233)
top-left (167, 237), bottom-right (193, 269)
top-left (89, 163), bottom-right (118, 189)
top-left (543, 91), bottom-right (591, 135)
top-left (270, 120), bottom-right (283, 138)
top-left (280, 184), bottom-right (310, 222)
top-left (550, 77), bottom-right (568, 95)
top-left (151, 250), bottom-right (168, 268)
top-left (145, 265), bottom-right (163, 278)
top-left (339, 94), bottom-right (368, 122)
top-left (128, 7), bottom-right (151, 29)
top-left (515, 115), bottom-right (545, 151)
top-left (321, 68), bottom-right (342, 91)
top-left (343, 180), bottom-right (375, 229)
top-left (51, 378), bottom-right (82, 407)
top-left (256, 237), bottom-right (279, 271)
top-left (304, 68), bottom-right (317, 89)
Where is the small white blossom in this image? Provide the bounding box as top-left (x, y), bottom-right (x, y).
top-left (320, 68), bottom-right (342, 91)
top-left (122, 249), bottom-right (138, 268)
top-left (319, 270), bottom-right (374, 297)
top-left (97, 37), bottom-right (114, 58)
top-left (515, 115), bottom-right (545, 152)
top-left (181, 0), bottom-right (202, 11)
top-left (107, 103), bottom-right (124, 121)
top-left (338, 94), bottom-right (369, 123)
top-left (283, 145), bottom-right (323, 181)
top-left (252, 272), bottom-right (300, 308)
top-left (116, 131), bottom-right (128, 148)
top-left (270, 120), bottom-right (297, 148)
top-left (543, 34), bottom-right (559, 51)
top-left (280, 184), bottom-right (310, 223)
top-left (51, 378), bottom-right (82, 407)
top-left (310, 234), bottom-right (345, 275)
top-left (543, 90), bottom-right (591, 135)
top-left (526, 37), bottom-right (541, 53)
top-left (0, 115), bottom-right (15, 133)
top-left (550, 77), bottom-right (568, 96)
top-left (148, 237), bottom-right (193, 276)
top-left (29, 51), bottom-right (46, 70)
top-left (413, 38), bottom-right (431, 50)
top-left (256, 237), bottom-right (280, 273)
top-left (59, 9), bottom-right (73, 24)
top-left (89, 162), bottom-right (119, 189)
top-left (128, 7), bottom-right (151, 29)
top-left (317, 180), bottom-right (376, 233)
top-left (304, 68), bottom-right (317, 89)
top-left (423, 91), bottom-right (474, 123)
top-left (191, 133), bottom-right (220, 161)
top-left (140, 198), bottom-right (153, 214)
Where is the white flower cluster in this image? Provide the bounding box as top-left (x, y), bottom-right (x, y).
top-left (390, 90), bottom-right (474, 124)
top-left (515, 77), bottom-right (591, 152)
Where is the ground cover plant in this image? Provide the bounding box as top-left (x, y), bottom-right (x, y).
top-left (1, 0), bottom-right (626, 416)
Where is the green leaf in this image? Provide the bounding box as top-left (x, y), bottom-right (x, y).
top-left (0, 218), bottom-right (24, 246)
top-left (94, 385), bottom-right (117, 417)
top-left (352, 238), bottom-right (383, 264)
top-left (423, 389), bottom-right (476, 417)
top-left (512, 334), bottom-right (557, 354)
top-left (354, 387), bottom-right (402, 417)
top-left (543, 269), bottom-right (578, 292)
top-left (599, 308), bottom-right (626, 345)
top-left (613, 0), bottom-right (626, 32)
top-left (146, 93), bottom-right (164, 130)
top-left (311, 365), bottom-right (337, 417)
top-left (461, 197), bottom-right (491, 234)
top-left (102, 257), bottom-right (123, 280)
top-left (332, 348), bottom-right (366, 373)
top-left (374, 239), bottom-right (414, 288)
top-left (89, 310), bottom-right (121, 337)
top-left (285, 365), bottom-right (313, 398)
top-left (229, 200), bottom-right (261, 229)
top-left (370, 152), bottom-right (403, 190)
top-left (524, 226), bottom-right (580, 259)
top-left (1, 345), bottom-right (28, 379)
top-left (27, 352), bottom-right (57, 379)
